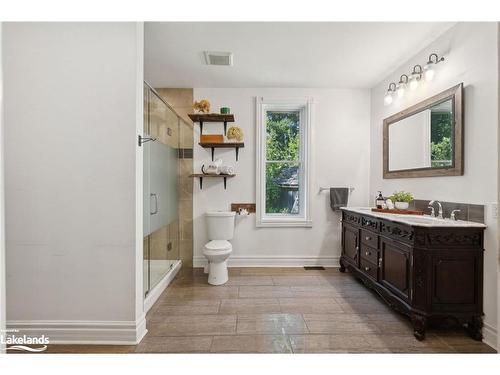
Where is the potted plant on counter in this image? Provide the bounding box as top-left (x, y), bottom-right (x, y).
top-left (390, 191), bottom-right (414, 210)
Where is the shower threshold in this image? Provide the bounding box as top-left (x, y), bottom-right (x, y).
top-left (144, 260), bottom-right (182, 313)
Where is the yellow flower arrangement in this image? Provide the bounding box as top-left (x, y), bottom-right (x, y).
top-left (193, 100), bottom-right (211, 114)
top-left (227, 126), bottom-right (244, 142)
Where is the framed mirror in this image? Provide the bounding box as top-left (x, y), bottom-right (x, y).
top-left (383, 83), bottom-right (463, 179)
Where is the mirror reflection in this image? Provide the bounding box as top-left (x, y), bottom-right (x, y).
top-left (388, 98), bottom-right (454, 171)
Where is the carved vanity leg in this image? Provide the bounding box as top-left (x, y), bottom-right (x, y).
top-left (339, 259), bottom-right (346, 273)
top-left (466, 315), bottom-right (483, 341)
top-left (411, 313), bottom-right (427, 341)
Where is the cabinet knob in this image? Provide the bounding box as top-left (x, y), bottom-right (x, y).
top-left (364, 266), bottom-right (370, 271)
top-left (355, 246), bottom-right (359, 251)
top-left (365, 236), bottom-right (371, 241)
top-left (378, 258), bottom-right (382, 267)
top-left (365, 251), bottom-right (371, 256)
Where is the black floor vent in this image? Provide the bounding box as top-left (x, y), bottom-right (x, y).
top-left (303, 266), bottom-right (325, 270)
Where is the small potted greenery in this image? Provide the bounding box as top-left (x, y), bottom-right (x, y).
top-left (389, 191), bottom-right (414, 210)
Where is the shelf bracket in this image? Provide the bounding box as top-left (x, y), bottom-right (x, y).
top-left (211, 147), bottom-right (215, 161)
top-left (224, 121), bottom-right (227, 136)
top-left (199, 121), bottom-right (204, 135)
top-left (235, 147), bottom-right (240, 161)
top-left (195, 175), bottom-right (229, 190)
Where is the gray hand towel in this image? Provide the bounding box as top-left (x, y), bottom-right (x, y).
top-left (330, 187), bottom-right (349, 211)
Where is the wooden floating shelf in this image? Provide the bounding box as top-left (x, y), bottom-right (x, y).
top-left (188, 113), bottom-right (235, 135)
top-left (199, 142), bottom-right (245, 161)
top-left (189, 174), bottom-right (236, 190)
top-left (188, 113), bottom-right (235, 122)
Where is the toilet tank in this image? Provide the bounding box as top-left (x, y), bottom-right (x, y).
top-left (206, 211), bottom-right (236, 240)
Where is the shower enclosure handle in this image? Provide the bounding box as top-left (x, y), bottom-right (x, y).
top-left (150, 193), bottom-right (158, 215)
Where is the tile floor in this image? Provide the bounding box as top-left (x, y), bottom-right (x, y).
top-left (44, 267), bottom-right (497, 354)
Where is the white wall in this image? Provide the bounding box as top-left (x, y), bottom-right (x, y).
top-left (193, 88), bottom-right (370, 267)
top-left (370, 22), bottom-right (498, 349)
top-left (0, 23), bottom-right (6, 353)
top-left (497, 21), bottom-right (500, 353)
top-left (3, 23), bottom-right (145, 344)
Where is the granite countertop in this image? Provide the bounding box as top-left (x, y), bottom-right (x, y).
top-left (341, 207), bottom-right (487, 228)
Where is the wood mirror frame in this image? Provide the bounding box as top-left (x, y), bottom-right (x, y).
top-left (383, 83), bottom-right (464, 179)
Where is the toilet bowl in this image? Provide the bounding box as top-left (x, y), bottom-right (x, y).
top-left (203, 240), bottom-right (232, 285)
top-left (203, 211), bottom-right (236, 286)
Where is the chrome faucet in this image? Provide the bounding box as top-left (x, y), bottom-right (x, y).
top-left (450, 209), bottom-right (461, 221)
top-left (428, 200), bottom-right (443, 219)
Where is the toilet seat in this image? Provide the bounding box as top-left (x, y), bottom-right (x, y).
top-left (204, 240), bottom-right (232, 252)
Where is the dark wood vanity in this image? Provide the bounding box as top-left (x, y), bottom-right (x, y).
top-left (340, 208), bottom-right (485, 341)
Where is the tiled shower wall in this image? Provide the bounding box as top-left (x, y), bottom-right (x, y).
top-left (156, 88), bottom-right (194, 268)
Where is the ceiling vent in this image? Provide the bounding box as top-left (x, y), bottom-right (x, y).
top-left (204, 51), bottom-right (233, 66)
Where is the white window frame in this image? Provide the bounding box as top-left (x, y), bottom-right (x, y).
top-left (255, 97), bottom-right (313, 227)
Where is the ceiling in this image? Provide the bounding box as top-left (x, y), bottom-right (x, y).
top-left (144, 22), bottom-right (455, 89)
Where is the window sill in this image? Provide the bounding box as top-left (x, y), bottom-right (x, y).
top-left (256, 219), bottom-right (313, 228)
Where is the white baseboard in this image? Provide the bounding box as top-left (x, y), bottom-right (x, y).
top-left (193, 255), bottom-right (340, 268)
top-left (6, 315), bottom-right (148, 345)
top-left (483, 322), bottom-right (497, 350)
top-left (4, 261), bottom-right (182, 346)
top-left (144, 260), bottom-right (181, 313)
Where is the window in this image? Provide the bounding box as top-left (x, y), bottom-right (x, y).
top-left (256, 97), bottom-right (313, 227)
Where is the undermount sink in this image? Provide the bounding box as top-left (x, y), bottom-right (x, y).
top-left (382, 213), bottom-right (475, 226)
top-left (402, 216), bottom-right (447, 224)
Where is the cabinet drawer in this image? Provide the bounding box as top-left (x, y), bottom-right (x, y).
top-left (361, 245), bottom-right (379, 264)
top-left (360, 258), bottom-right (378, 280)
top-left (361, 229), bottom-right (378, 249)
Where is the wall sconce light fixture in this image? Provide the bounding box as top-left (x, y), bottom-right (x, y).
top-left (396, 74), bottom-right (408, 98)
top-left (423, 53), bottom-right (445, 81)
top-left (383, 52), bottom-right (446, 105)
top-left (409, 65), bottom-right (423, 90)
top-left (384, 83), bottom-right (397, 106)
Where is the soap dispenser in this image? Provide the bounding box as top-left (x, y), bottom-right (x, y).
top-left (375, 191), bottom-right (385, 209)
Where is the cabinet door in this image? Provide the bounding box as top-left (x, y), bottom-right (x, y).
top-left (342, 224), bottom-right (359, 267)
top-left (432, 254), bottom-right (479, 306)
top-left (380, 238), bottom-right (411, 301)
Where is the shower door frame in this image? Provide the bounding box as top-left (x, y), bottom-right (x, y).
top-left (142, 82), bottom-right (182, 309)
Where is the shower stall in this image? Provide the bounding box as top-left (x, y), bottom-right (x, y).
top-left (142, 82), bottom-right (182, 303)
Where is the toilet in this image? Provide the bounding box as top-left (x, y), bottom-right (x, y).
top-left (203, 211), bottom-right (236, 285)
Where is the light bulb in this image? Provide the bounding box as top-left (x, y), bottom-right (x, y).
top-left (424, 64), bottom-right (435, 81)
top-left (409, 76), bottom-right (419, 90)
top-left (409, 65), bottom-right (422, 91)
top-left (384, 91), bottom-right (393, 105)
top-left (396, 83), bottom-right (406, 98)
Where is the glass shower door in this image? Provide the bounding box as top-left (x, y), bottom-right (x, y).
top-left (143, 84), bottom-right (180, 296)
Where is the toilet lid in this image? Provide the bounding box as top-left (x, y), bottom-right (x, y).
top-left (205, 240), bottom-right (232, 251)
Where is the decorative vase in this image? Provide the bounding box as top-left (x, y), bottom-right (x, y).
top-left (395, 202), bottom-right (409, 210)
